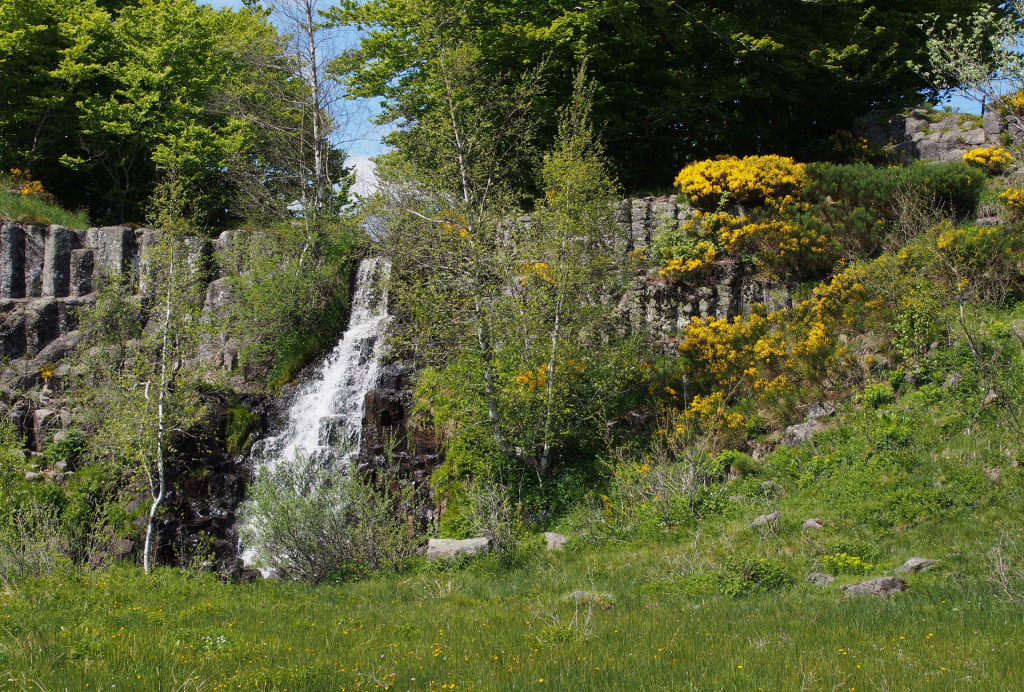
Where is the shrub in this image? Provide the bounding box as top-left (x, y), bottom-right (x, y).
top-left (719, 557), bottom-right (795, 596)
top-left (963, 147), bottom-right (1012, 174)
top-left (0, 503), bottom-right (75, 586)
top-left (999, 188), bottom-right (1024, 219)
top-left (803, 162), bottom-right (986, 220)
top-left (862, 383), bottom-right (895, 408)
top-left (674, 155), bottom-right (807, 210)
top-left (241, 456), bottom-right (420, 582)
top-left (821, 552), bottom-right (874, 576)
top-left (461, 480), bottom-right (523, 560)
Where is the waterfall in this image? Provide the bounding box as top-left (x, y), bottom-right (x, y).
top-left (255, 256), bottom-right (392, 470)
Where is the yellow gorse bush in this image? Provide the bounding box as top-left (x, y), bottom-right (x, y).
top-left (999, 188), bottom-right (1024, 218)
top-left (673, 155), bottom-right (807, 210)
top-left (962, 147), bottom-right (1012, 174)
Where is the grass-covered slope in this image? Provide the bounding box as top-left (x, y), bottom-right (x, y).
top-left (0, 172), bottom-right (90, 229)
top-left (3, 359), bottom-right (1024, 690)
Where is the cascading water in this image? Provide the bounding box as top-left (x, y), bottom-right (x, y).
top-left (256, 256), bottom-right (392, 470)
top-left (241, 257), bottom-right (391, 568)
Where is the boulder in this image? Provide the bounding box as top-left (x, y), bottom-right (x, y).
top-left (111, 538), bottom-right (135, 561)
top-left (782, 421), bottom-right (817, 447)
top-left (840, 576), bottom-right (907, 597)
top-left (806, 402), bottom-right (835, 421)
top-left (806, 572), bottom-right (835, 586)
top-left (897, 557), bottom-right (937, 574)
top-left (426, 537), bottom-right (491, 560)
top-left (750, 510), bottom-right (781, 529)
top-left (803, 518), bottom-right (824, 530)
top-left (544, 532), bottom-right (568, 551)
top-left (984, 111), bottom-right (1004, 139)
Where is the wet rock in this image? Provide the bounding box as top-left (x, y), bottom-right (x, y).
top-left (840, 576), bottom-right (907, 597)
top-left (897, 557), bottom-right (937, 574)
top-left (750, 510), bottom-right (781, 529)
top-left (544, 532), bottom-right (568, 551)
top-left (806, 572), bottom-right (835, 586)
top-left (782, 421), bottom-right (817, 447)
top-left (426, 537), bottom-right (491, 560)
top-left (803, 518), bottom-right (824, 530)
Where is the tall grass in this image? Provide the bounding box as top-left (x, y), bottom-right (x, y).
top-left (0, 188), bottom-right (90, 230)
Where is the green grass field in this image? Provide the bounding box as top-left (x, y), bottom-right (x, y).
top-left (4, 322), bottom-right (1024, 691)
top-left (0, 189), bottom-right (90, 230)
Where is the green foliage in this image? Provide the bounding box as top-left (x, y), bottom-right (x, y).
top-left (862, 383), bottom-right (896, 409)
top-left (820, 552), bottom-right (875, 575)
top-left (242, 456), bottom-right (420, 582)
top-left (0, 186), bottom-right (90, 229)
top-left (219, 224), bottom-right (360, 387)
top-left (803, 162), bottom-right (987, 221)
top-left (0, 0), bottom-right (339, 226)
top-left (330, 0), bottom-right (993, 193)
top-left (225, 403), bottom-right (258, 457)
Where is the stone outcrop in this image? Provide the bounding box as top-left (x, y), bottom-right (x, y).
top-left (854, 109), bottom-right (1012, 163)
top-left (610, 196), bottom-right (792, 341)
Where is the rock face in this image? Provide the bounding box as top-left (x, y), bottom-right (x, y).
top-left (358, 363), bottom-right (444, 527)
top-left (897, 557), bottom-right (937, 574)
top-left (608, 196), bottom-right (794, 342)
top-left (426, 537), bottom-right (491, 560)
top-left (854, 109), bottom-right (1011, 166)
top-left (840, 576), bottom-right (907, 597)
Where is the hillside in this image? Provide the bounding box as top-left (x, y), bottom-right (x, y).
top-left (4, 0), bottom-right (1024, 690)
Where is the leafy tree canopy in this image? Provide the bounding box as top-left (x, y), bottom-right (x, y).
top-left (328, 0), bottom-right (1000, 193)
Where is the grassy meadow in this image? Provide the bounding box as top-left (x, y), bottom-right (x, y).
top-left (4, 367), bottom-right (1024, 692)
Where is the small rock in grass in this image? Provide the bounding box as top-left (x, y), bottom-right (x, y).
top-left (24, 471), bottom-right (40, 481)
top-left (806, 573), bottom-right (835, 586)
top-left (544, 532), bottom-right (568, 551)
top-left (782, 422), bottom-right (816, 447)
top-left (803, 518), bottom-right (824, 530)
top-left (943, 372), bottom-right (962, 389)
top-left (897, 557), bottom-right (937, 574)
top-left (806, 402), bottom-right (835, 421)
top-left (54, 461), bottom-right (67, 472)
top-left (426, 537), bottom-right (491, 560)
top-left (750, 510), bottom-right (781, 529)
top-left (984, 390), bottom-right (999, 406)
top-left (840, 577), bottom-right (907, 597)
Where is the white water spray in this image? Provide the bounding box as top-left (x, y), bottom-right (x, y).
top-left (255, 256), bottom-right (392, 469)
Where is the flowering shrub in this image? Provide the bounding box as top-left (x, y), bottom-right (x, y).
top-left (6, 169), bottom-right (54, 203)
top-left (821, 552), bottom-right (874, 575)
top-left (963, 147), bottom-right (1012, 174)
top-left (673, 155), bottom-right (807, 211)
top-left (999, 188), bottom-right (1024, 219)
